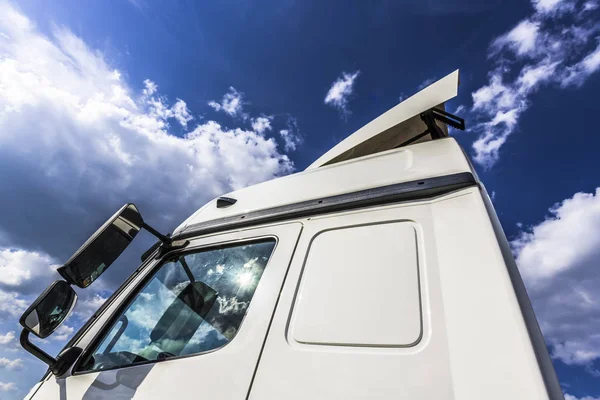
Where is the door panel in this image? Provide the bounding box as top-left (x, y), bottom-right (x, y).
top-left (33, 222), bottom-right (302, 400)
top-left (249, 202), bottom-right (455, 400)
top-left (250, 189), bottom-right (549, 399)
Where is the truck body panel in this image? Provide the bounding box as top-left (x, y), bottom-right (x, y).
top-left (249, 188), bottom-right (548, 399)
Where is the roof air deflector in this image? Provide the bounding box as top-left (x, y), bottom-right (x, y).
top-left (307, 70), bottom-right (460, 170)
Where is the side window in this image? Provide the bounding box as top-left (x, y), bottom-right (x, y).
top-left (77, 239), bottom-right (276, 372)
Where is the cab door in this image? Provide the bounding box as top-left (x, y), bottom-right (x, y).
top-left (31, 222), bottom-right (302, 400)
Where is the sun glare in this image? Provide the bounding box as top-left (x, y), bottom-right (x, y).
top-left (237, 271), bottom-right (254, 287)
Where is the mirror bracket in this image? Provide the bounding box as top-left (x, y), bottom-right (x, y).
top-left (52, 346), bottom-right (83, 376)
top-left (20, 330), bottom-right (83, 376)
top-left (139, 220), bottom-right (189, 260)
top-left (155, 239), bottom-right (190, 259)
top-left (141, 238), bottom-right (190, 263)
top-left (20, 330), bottom-right (56, 368)
top-left (140, 222), bottom-right (190, 258)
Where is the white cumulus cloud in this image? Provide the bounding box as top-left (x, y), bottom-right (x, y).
top-left (141, 79), bottom-right (193, 128)
top-left (278, 115), bottom-right (302, 152)
top-left (0, 289), bottom-right (28, 318)
top-left (565, 394), bottom-right (600, 400)
top-left (73, 293), bottom-right (108, 320)
top-left (471, 59), bottom-right (559, 166)
top-left (0, 382), bottom-right (16, 391)
top-left (0, 357), bottom-right (23, 370)
top-left (469, 0), bottom-right (600, 167)
top-left (279, 129), bottom-right (300, 152)
top-left (583, 1), bottom-right (598, 11)
top-left (0, 4), bottom-right (298, 374)
top-left (492, 19), bottom-right (540, 57)
top-left (324, 70), bottom-right (360, 116)
top-left (561, 42), bottom-right (600, 86)
top-left (142, 79), bottom-right (157, 97)
top-left (50, 324), bottom-right (75, 342)
top-left (513, 188), bottom-right (600, 367)
top-left (251, 116), bottom-right (273, 134)
top-left (208, 86), bottom-right (246, 118)
top-left (0, 331), bottom-right (15, 345)
top-left (0, 1), bottom-right (294, 271)
top-left (0, 248), bottom-right (59, 292)
top-left (532, 0), bottom-right (574, 14)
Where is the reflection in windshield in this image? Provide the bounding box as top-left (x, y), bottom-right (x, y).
top-left (78, 239), bottom-right (276, 372)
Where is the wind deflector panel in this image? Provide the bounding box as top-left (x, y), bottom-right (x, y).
top-left (319, 105), bottom-right (448, 167)
top-left (308, 70), bottom-right (460, 169)
top-left (176, 172), bottom-right (476, 240)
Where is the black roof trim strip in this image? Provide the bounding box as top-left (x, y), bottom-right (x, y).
top-left (177, 172), bottom-right (476, 240)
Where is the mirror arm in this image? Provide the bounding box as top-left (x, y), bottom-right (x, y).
top-left (141, 222), bottom-right (190, 258)
top-left (141, 222), bottom-right (172, 244)
top-left (20, 330), bottom-right (82, 375)
top-left (20, 330), bottom-right (56, 368)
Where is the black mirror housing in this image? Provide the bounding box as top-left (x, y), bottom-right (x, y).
top-left (58, 203), bottom-right (143, 288)
top-left (19, 280), bottom-right (77, 339)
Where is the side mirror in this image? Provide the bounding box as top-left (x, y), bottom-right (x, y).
top-left (20, 280), bottom-right (77, 339)
top-left (58, 203), bottom-right (143, 288)
top-left (19, 281), bottom-right (81, 375)
top-left (19, 281), bottom-right (82, 375)
top-left (20, 203), bottom-right (181, 371)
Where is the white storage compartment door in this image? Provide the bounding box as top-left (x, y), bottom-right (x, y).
top-left (292, 222), bottom-right (422, 347)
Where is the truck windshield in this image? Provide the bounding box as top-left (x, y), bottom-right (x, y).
top-left (76, 239), bottom-right (276, 373)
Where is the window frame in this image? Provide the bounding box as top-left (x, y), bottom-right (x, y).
top-left (71, 234), bottom-right (279, 376)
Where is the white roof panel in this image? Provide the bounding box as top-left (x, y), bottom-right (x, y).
top-left (173, 138), bottom-right (471, 235)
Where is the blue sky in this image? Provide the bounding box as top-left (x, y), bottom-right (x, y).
top-left (0, 0), bottom-right (599, 398)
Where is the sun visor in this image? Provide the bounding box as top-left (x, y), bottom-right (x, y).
top-left (307, 70), bottom-right (460, 170)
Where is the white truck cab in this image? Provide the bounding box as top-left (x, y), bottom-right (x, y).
top-left (21, 71), bottom-right (564, 400)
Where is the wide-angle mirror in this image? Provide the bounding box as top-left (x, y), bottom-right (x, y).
top-left (58, 203), bottom-right (143, 288)
top-left (19, 280), bottom-right (77, 339)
